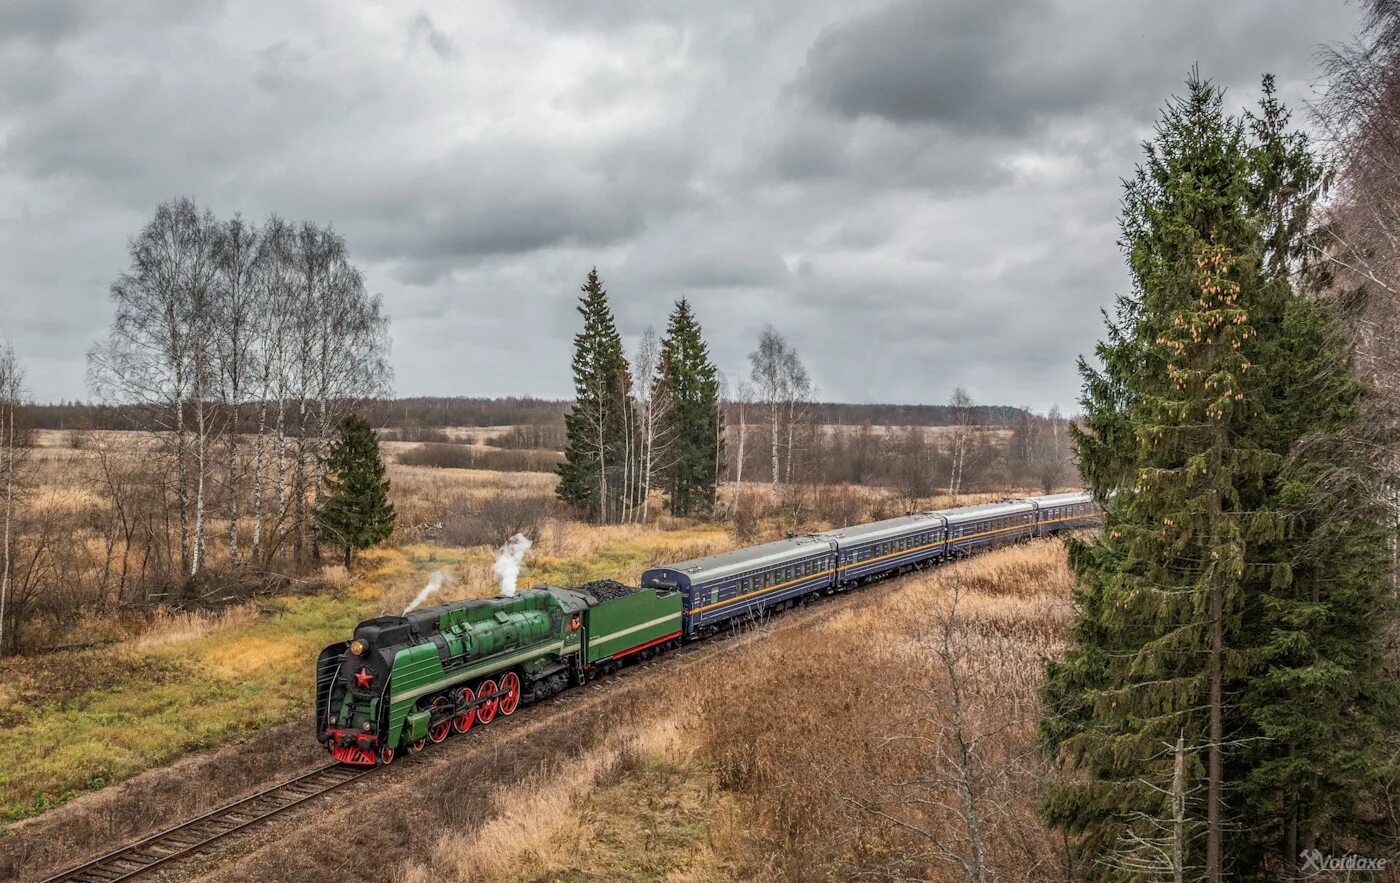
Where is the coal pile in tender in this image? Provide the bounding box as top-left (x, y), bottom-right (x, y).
top-left (574, 579), bottom-right (637, 601)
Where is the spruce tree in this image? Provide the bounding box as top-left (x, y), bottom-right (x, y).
top-left (315, 414), bottom-right (395, 567)
top-left (1040, 73), bottom-right (1399, 879)
top-left (1233, 80), bottom-right (1399, 874)
top-left (656, 298), bottom-right (723, 516)
top-left (557, 269), bottom-right (634, 522)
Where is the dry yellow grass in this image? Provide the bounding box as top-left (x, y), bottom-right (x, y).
top-left (128, 604), bottom-right (262, 651)
top-left (394, 538), bottom-right (1079, 883)
top-left (398, 716), bottom-right (733, 883)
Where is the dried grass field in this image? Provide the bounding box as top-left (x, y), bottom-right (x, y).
top-left (1, 425), bottom-right (1079, 883)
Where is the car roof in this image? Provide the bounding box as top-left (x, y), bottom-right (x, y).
top-left (651, 534), bottom-right (833, 582)
top-left (814, 511), bottom-right (946, 544)
top-left (934, 500), bottom-right (1036, 523)
top-left (1030, 491), bottom-right (1094, 507)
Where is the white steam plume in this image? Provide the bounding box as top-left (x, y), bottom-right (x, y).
top-left (403, 571), bottom-right (446, 615)
top-left (493, 533), bottom-right (533, 597)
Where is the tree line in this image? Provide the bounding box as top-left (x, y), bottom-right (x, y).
top-left (0, 198), bottom-right (393, 653)
top-left (1039, 58), bottom-right (1400, 883)
top-left (555, 268), bottom-right (1078, 524)
top-left (557, 269), bottom-right (723, 521)
top-left (85, 198), bottom-right (391, 579)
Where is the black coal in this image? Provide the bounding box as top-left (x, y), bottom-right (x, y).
top-left (573, 579), bottom-right (637, 601)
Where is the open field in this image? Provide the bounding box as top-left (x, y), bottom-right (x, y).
top-left (1, 422), bottom-right (1067, 880)
top-left (391, 540), bottom-right (1075, 883)
top-left (2, 539), bottom-right (1077, 882)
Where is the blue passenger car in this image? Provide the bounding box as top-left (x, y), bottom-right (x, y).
top-left (938, 500), bottom-right (1038, 556)
top-left (818, 511), bottom-right (948, 588)
top-left (1029, 491), bottom-right (1098, 535)
top-left (640, 535), bottom-right (838, 634)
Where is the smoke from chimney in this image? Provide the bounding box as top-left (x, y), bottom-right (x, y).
top-left (403, 571), bottom-right (446, 615)
top-left (493, 533), bottom-right (533, 597)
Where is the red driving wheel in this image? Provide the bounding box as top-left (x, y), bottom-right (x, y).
top-left (453, 686), bottom-right (476, 734)
top-left (428, 696), bottom-right (451, 743)
top-left (499, 671), bottom-right (521, 716)
top-left (477, 679), bottom-right (498, 724)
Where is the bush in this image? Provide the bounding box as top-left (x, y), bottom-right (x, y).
top-left (484, 425), bottom-right (567, 451)
top-left (377, 426), bottom-right (453, 443)
top-left (437, 493), bottom-right (558, 547)
top-left (396, 443), bottom-right (563, 473)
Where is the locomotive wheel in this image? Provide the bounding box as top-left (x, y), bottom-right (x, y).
top-left (477, 678), bottom-right (499, 724)
top-left (428, 697), bottom-right (452, 744)
top-left (452, 686), bottom-right (476, 734)
top-left (499, 671), bottom-right (521, 716)
top-left (379, 745), bottom-right (395, 765)
top-left (409, 737), bottom-right (427, 754)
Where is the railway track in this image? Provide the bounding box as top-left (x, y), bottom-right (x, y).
top-left (36, 547), bottom-right (1003, 883)
top-left (40, 764), bottom-right (370, 883)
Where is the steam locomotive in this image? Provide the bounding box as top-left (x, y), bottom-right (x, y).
top-left (316, 491), bottom-right (1099, 765)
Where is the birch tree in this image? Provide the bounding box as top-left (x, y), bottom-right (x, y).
top-left (946, 387), bottom-right (976, 496)
top-left (0, 346), bottom-right (26, 656)
top-left (88, 197), bottom-right (220, 578)
top-left (749, 326), bottom-right (808, 505)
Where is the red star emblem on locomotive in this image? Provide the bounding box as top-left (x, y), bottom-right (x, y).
top-left (353, 666), bottom-right (373, 688)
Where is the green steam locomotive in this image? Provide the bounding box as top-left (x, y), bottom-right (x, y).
top-left (316, 582), bottom-right (681, 765)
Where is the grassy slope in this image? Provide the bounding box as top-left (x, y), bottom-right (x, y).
top-left (0, 525), bottom-right (731, 826)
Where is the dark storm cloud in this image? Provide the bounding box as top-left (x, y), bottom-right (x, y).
top-left (797, 0), bottom-right (1106, 134)
top-left (409, 13), bottom-right (456, 60)
top-left (0, 0), bottom-right (1365, 411)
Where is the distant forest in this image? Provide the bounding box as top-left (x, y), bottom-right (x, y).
top-left (25, 396), bottom-right (1026, 432)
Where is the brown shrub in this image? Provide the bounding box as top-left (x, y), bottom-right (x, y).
top-left (688, 543), bottom-right (1073, 881)
top-left (396, 442), bottom-right (562, 473)
top-left (377, 426), bottom-right (454, 443)
top-left (482, 424), bottom-right (566, 451)
top-left (436, 492), bottom-right (559, 547)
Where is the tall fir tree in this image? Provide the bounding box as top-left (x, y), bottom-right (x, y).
top-left (1040, 73), bottom-right (1399, 880)
top-left (1234, 78), bottom-right (1399, 875)
top-left (315, 414), bottom-right (395, 567)
top-left (557, 269), bottom-right (635, 522)
top-left (656, 298), bottom-right (723, 516)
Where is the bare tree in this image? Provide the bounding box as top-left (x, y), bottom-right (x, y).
top-left (841, 581), bottom-right (999, 882)
top-left (1033, 405), bottom-right (1071, 493)
top-left (632, 327), bottom-right (673, 522)
top-left (88, 204), bottom-right (390, 583)
top-left (0, 345), bottom-right (27, 656)
top-left (732, 379), bottom-right (752, 494)
top-left (213, 216), bottom-right (261, 568)
top-left (947, 387), bottom-right (976, 496)
top-left (88, 198), bottom-right (220, 579)
top-left (895, 425), bottom-right (937, 510)
top-left (1318, 2), bottom-right (1400, 565)
top-left (749, 326), bottom-right (811, 504)
top-left (781, 351), bottom-right (812, 489)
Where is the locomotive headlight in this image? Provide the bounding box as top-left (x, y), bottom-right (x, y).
top-left (362, 721), bottom-right (371, 730)
top-left (349, 639), bottom-right (366, 656)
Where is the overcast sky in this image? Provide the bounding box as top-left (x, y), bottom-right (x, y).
top-left (0, 1), bottom-right (1363, 411)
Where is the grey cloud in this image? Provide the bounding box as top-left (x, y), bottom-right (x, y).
top-left (0, 0), bottom-right (1365, 411)
top-left (409, 13), bottom-right (456, 60)
top-left (0, 0), bottom-right (86, 46)
top-left (796, 0), bottom-right (1109, 134)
